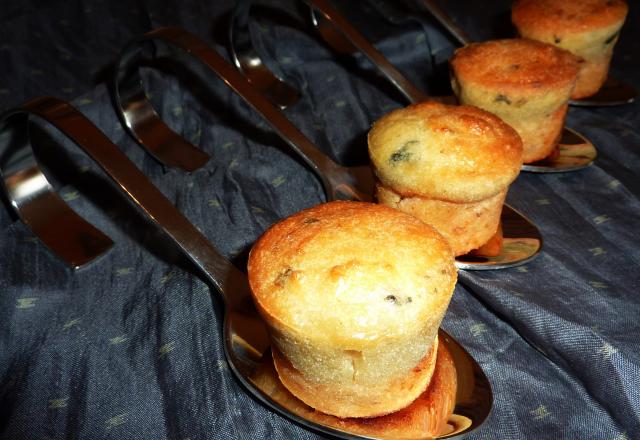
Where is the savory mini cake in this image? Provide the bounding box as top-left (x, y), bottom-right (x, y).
top-left (512, 0), bottom-right (628, 99)
top-left (450, 38), bottom-right (579, 163)
top-left (368, 102), bottom-right (523, 256)
top-left (247, 201), bottom-right (457, 418)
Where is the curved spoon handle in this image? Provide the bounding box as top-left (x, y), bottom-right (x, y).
top-left (114, 36), bottom-right (210, 172)
top-left (0, 103), bottom-right (114, 269)
top-left (420, 0), bottom-right (472, 46)
top-left (228, 0), bottom-right (300, 109)
top-left (1, 96), bottom-right (239, 298)
top-left (306, 0), bottom-right (429, 104)
top-left (114, 27), bottom-right (343, 199)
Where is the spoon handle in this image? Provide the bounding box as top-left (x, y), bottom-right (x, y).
top-left (228, 0), bottom-right (300, 109)
top-left (6, 96), bottom-right (240, 299)
top-left (115, 27), bottom-right (341, 199)
top-left (305, 0), bottom-right (429, 104)
top-left (0, 104), bottom-right (114, 269)
top-left (420, 0), bottom-right (472, 46)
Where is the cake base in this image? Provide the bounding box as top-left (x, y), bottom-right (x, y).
top-left (376, 184), bottom-right (506, 257)
top-left (250, 335), bottom-right (458, 439)
top-left (468, 223), bottom-right (503, 258)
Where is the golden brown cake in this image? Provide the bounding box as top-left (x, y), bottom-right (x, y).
top-left (512, 0), bottom-right (628, 99)
top-left (368, 102), bottom-right (523, 256)
top-left (450, 38), bottom-right (579, 163)
top-left (247, 201), bottom-right (457, 418)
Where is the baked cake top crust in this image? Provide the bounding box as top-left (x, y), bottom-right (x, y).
top-left (512, 0), bottom-right (628, 34)
top-left (450, 38), bottom-right (580, 92)
top-left (368, 101), bottom-right (523, 203)
top-left (248, 201), bottom-right (456, 346)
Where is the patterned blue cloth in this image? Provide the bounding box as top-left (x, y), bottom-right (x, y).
top-left (1, 0), bottom-right (639, 439)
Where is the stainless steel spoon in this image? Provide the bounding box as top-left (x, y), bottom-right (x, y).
top-left (229, 0), bottom-right (431, 106)
top-left (0, 103), bottom-right (114, 268)
top-left (312, 0), bottom-right (598, 173)
top-left (228, 0), bottom-right (300, 109)
top-left (227, 2), bottom-right (542, 270)
top-left (0, 96), bottom-right (492, 439)
top-left (421, 0), bottom-right (636, 107)
top-left (568, 76), bottom-right (636, 107)
top-left (114, 27), bottom-right (371, 202)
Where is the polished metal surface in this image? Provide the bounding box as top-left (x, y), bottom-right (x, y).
top-left (114, 44), bottom-right (210, 172)
top-left (305, 0), bottom-right (430, 104)
top-left (0, 99), bottom-right (114, 268)
top-left (114, 27), bottom-right (371, 202)
top-left (252, 329), bottom-right (493, 439)
top-left (228, 0), bottom-right (300, 109)
top-left (569, 76), bottom-right (637, 107)
top-left (455, 205), bottom-right (542, 270)
top-left (309, 6), bottom-right (353, 54)
top-left (227, 3), bottom-right (542, 271)
top-left (5, 97), bottom-right (490, 439)
top-left (114, 41), bottom-right (210, 172)
top-left (227, 0), bottom-right (430, 106)
top-left (439, 330), bottom-right (493, 438)
top-left (521, 127), bottom-right (597, 173)
top-left (421, 0), bottom-right (472, 45)
top-left (417, 0), bottom-right (598, 173)
top-left (419, 0), bottom-right (636, 107)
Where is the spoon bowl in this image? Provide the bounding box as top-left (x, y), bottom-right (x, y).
top-left (569, 76), bottom-right (636, 106)
top-left (521, 127), bottom-right (597, 173)
top-left (4, 96), bottom-right (492, 439)
top-left (309, 0), bottom-right (598, 173)
top-left (417, 0), bottom-right (636, 107)
top-left (114, 27), bottom-right (370, 201)
top-left (225, 3), bottom-right (542, 270)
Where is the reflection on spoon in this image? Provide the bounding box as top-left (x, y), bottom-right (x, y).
top-left (251, 329), bottom-right (493, 439)
top-left (455, 205), bottom-right (542, 270)
top-left (228, 1), bottom-right (299, 109)
top-left (521, 127), bottom-right (597, 173)
top-left (569, 76), bottom-right (636, 107)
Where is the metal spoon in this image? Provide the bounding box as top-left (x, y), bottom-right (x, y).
top-left (226, 1), bottom-right (543, 271)
top-left (228, 0), bottom-right (300, 109)
top-left (421, 0), bottom-right (636, 107)
top-left (114, 27), bottom-right (371, 202)
top-left (0, 103), bottom-right (114, 268)
top-left (0, 96), bottom-right (492, 439)
top-left (311, 0), bottom-right (597, 173)
top-left (568, 76), bottom-right (636, 106)
top-left (112, 27), bottom-right (493, 437)
top-left (228, 0), bottom-right (430, 108)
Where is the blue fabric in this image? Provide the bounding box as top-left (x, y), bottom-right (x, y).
top-left (1, 0), bottom-right (639, 439)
